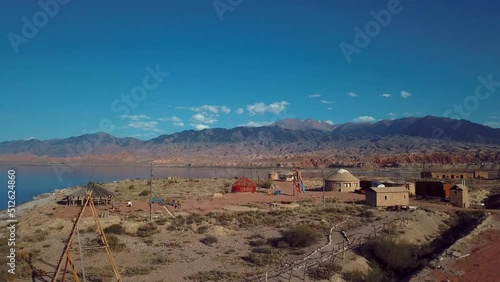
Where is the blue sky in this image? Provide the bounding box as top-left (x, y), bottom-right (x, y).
top-left (1, 0), bottom-right (499, 141)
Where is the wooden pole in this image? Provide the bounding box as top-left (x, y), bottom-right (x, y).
top-left (149, 163), bottom-right (153, 222)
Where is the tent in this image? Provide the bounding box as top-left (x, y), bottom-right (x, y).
top-left (232, 177), bottom-right (257, 193)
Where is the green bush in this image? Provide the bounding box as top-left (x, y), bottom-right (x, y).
top-left (307, 261), bottom-right (342, 281)
top-left (123, 266), bottom-right (153, 277)
top-left (136, 223), bottom-right (158, 237)
top-left (187, 270), bottom-right (241, 282)
top-left (200, 235), bottom-right (218, 246)
top-left (361, 237), bottom-right (420, 276)
top-left (138, 189), bottom-right (150, 196)
top-left (105, 234), bottom-right (126, 251)
top-left (280, 225), bottom-right (320, 248)
top-left (257, 180), bottom-right (273, 189)
top-left (104, 224), bottom-right (125, 235)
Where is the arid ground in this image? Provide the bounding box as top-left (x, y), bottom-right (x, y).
top-left (1, 176), bottom-right (499, 282)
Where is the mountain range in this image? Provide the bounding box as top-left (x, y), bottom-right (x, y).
top-left (1, 116), bottom-right (500, 167)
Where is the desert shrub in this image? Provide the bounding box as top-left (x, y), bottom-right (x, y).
top-left (138, 189), bottom-right (151, 196)
top-left (196, 225), bottom-right (209, 234)
top-left (104, 224), bottom-right (125, 235)
top-left (257, 180), bottom-right (273, 189)
top-left (359, 208), bottom-right (374, 218)
top-left (342, 269), bottom-right (365, 282)
top-left (361, 237), bottom-right (420, 277)
top-left (82, 266), bottom-right (114, 282)
top-left (307, 261), bottom-right (342, 280)
top-left (24, 229), bottom-right (49, 242)
top-left (249, 239), bottom-right (267, 247)
top-left (186, 213), bottom-right (205, 225)
top-left (105, 235), bottom-right (126, 251)
top-left (279, 225), bottom-right (320, 248)
top-left (251, 247), bottom-right (272, 254)
top-left (242, 250), bottom-right (282, 267)
top-left (128, 185), bottom-right (135, 190)
top-left (200, 235), bottom-right (218, 246)
top-left (223, 181), bottom-right (232, 188)
top-left (155, 217), bottom-right (168, 226)
top-left (187, 270), bottom-right (241, 282)
top-left (0, 250), bottom-right (33, 279)
top-left (136, 222), bottom-right (158, 237)
top-left (123, 266), bottom-right (153, 277)
top-left (150, 255), bottom-right (172, 265)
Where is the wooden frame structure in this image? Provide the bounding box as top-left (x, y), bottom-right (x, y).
top-left (52, 192), bottom-right (121, 282)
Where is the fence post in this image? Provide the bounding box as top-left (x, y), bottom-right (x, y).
top-left (342, 240), bottom-right (345, 264)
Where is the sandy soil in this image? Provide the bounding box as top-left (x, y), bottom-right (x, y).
top-left (1, 177), bottom-right (499, 282)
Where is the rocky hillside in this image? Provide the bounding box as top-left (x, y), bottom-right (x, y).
top-left (1, 116), bottom-right (500, 167)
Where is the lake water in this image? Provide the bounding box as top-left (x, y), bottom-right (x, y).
top-left (0, 165), bottom-right (419, 210)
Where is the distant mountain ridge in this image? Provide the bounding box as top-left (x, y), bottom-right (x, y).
top-left (1, 116), bottom-right (500, 166)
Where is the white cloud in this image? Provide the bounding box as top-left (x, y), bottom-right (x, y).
top-left (321, 100), bottom-right (333, 104)
top-left (388, 112), bottom-right (396, 116)
top-left (191, 113), bottom-right (217, 124)
top-left (325, 120), bottom-right (334, 125)
top-left (176, 105), bottom-right (223, 114)
top-left (346, 92), bottom-right (358, 97)
top-left (380, 93), bottom-right (392, 98)
top-left (489, 115), bottom-right (500, 119)
top-left (200, 105), bottom-right (219, 113)
top-left (174, 122), bottom-right (184, 127)
top-left (26, 137), bottom-right (35, 140)
top-left (484, 121), bottom-right (500, 128)
top-left (220, 106), bottom-right (231, 114)
top-left (327, 107), bottom-right (333, 111)
top-left (353, 116), bottom-right (375, 123)
top-left (247, 101), bottom-right (289, 115)
top-left (128, 121), bottom-right (161, 132)
top-left (191, 123), bottom-right (210, 130)
top-left (158, 116), bottom-right (181, 122)
top-left (241, 121), bottom-right (273, 127)
top-left (120, 114), bottom-right (150, 120)
top-left (403, 112), bottom-right (412, 116)
top-left (236, 108), bottom-right (244, 115)
top-left (400, 90), bottom-right (411, 98)
top-left (307, 94), bottom-right (321, 98)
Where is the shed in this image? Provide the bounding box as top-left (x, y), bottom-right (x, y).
top-left (450, 184), bottom-right (469, 208)
top-left (65, 182), bottom-right (115, 206)
top-left (324, 169), bottom-right (360, 192)
top-left (232, 177), bottom-right (257, 193)
top-left (365, 187), bottom-right (409, 207)
top-left (415, 181), bottom-right (451, 199)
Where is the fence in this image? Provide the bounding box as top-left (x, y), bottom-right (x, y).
top-left (244, 215), bottom-right (411, 282)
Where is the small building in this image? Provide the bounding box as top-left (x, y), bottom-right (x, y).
top-left (231, 177), bottom-right (257, 193)
top-left (65, 183), bottom-right (115, 206)
top-left (279, 172), bottom-right (294, 182)
top-left (415, 181), bottom-right (451, 199)
top-left (268, 171), bottom-right (279, 181)
top-left (324, 169), bottom-right (360, 192)
top-left (365, 187), bottom-right (410, 207)
top-left (450, 184), bottom-right (470, 208)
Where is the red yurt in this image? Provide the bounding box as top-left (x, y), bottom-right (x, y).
top-left (232, 177), bottom-right (257, 193)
